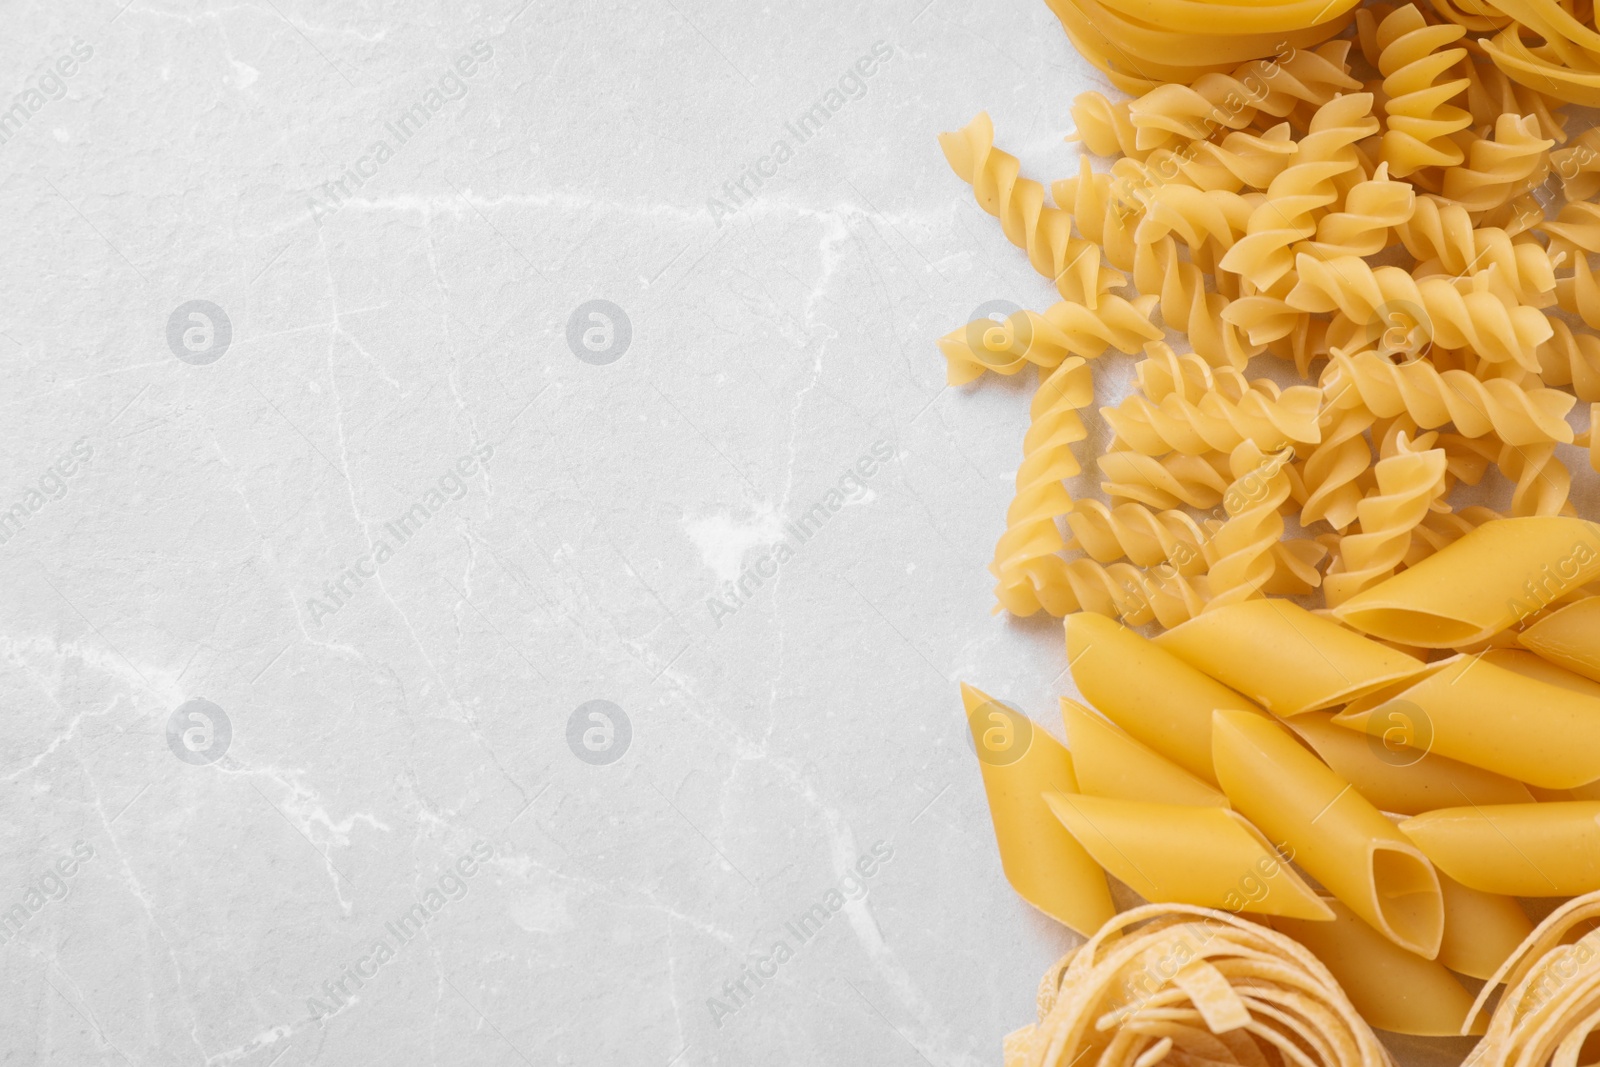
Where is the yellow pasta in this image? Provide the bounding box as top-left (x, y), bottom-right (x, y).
top-left (1153, 599), bottom-right (1424, 716)
top-left (1467, 891), bottom-right (1600, 1065)
top-left (1044, 793), bottom-right (1332, 918)
top-left (1066, 612), bottom-right (1268, 784)
top-left (1400, 801), bottom-right (1600, 896)
top-left (1007, 903), bottom-right (1393, 1067)
top-left (1518, 595), bottom-right (1600, 683)
top-left (1211, 708), bottom-right (1443, 957)
top-left (938, 113), bottom-right (1123, 305)
top-left (1332, 517), bottom-right (1600, 647)
top-left (960, 684), bottom-right (1115, 934)
top-left (1059, 698), bottom-right (1228, 807)
top-left (1266, 897), bottom-right (1484, 1036)
top-left (1288, 712), bottom-right (1536, 815)
top-left (1317, 347), bottom-right (1577, 446)
top-left (1334, 653), bottom-right (1600, 788)
top-left (1373, 4), bottom-right (1471, 176)
top-left (937, 297), bottom-right (1162, 385)
top-left (1434, 872), bottom-right (1534, 981)
top-left (1322, 432), bottom-right (1448, 606)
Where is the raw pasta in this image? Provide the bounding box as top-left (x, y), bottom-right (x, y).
top-left (1333, 653), bottom-right (1600, 788)
top-left (1005, 903), bottom-right (1394, 1067)
top-left (961, 683), bottom-right (1115, 935)
top-left (1288, 712), bottom-right (1537, 815)
top-left (1210, 709), bottom-right (1444, 957)
top-left (1400, 801), bottom-right (1600, 895)
top-left (1264, 897), bottom-right (1482, 1036)
top-left (1332, 517), bottom-right (1600, 647)
top-left (1152, 599), bottom-right (1426, 715)
top-left (1066, 612), bottom-right (1268, 783)
top-left (1059, 698), bottom-right (1229, 807)
top-left (1518, 595), bottom-right (1600, 682)
top-left (1043, 793), bottom-right (1332, 918)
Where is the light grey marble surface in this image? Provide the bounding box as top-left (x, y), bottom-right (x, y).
top-left (0, 1), bottom-right (1178, 1064)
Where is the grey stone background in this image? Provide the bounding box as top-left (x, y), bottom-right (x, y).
top-left (0, 1), bottom-right (1319, 1064)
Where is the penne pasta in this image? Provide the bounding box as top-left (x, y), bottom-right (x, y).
top-left (1043, 792), bottom-right (1332, 919)
top-left (1154, 599), bottom-right (1427, 716)
top-left (1401, 802), bottom-right (1600, 896)
top-left (1333, 654), bottom-right (1600, 789)
top-left (1289, 712), bottom-right (1535, 815)
top-left (1266, 898), bottom-right (1485, 1037)
top-left (961, 684), bottom-right (1115, 934)
top-left (1482, 647), bottom-right (1600, 697)
top-left (1059, 698), bottom-right (1229, 808)
top-left (1212, 709), bottom-right (1443, 957)
top-left (1066, 612), bottom-right (1268, 784)
top-left (1434, 872), bottom-right (1534, 981)
top-left (1267, 895), bottom-right (1478, 1036)
top-left (1333, 517), bottom-right (1600, 648)
top-left (1518, 596), bottom-right (1600, 684)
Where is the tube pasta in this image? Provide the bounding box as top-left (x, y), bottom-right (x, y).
top-left (1066, 612), bottom-right (1268, 784)
top-left (1332, 517), bottom-right (1600, 647)
top-left (1044, 793), bottom-right (1332, 919)
top-left (1334, 653), bottom-right (1600, 789)
top-left (1266, 897), bottom-right (1483, 1037)
top-left (1433, 872), bottom-right (1534, 981)
top-left (1060, 698), bottom-right (1229, 807)
top-left (960, 684), bottom-right (1115, 934)
top-left (1289, 712), bottom-right (1536, 815)
top-left (1153, 599), bottom-right (1426, 716)
top-left (1007, 903), bottom-right (1394, 1067)
top-left (1211, 709), bottom-right (1444, 958)
top-left (1519, 595), bottom-right (1600, 683)
top-left (1400, 801), bottom-right (1600, 896)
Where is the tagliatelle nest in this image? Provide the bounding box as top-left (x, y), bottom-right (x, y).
top-left (1005, 904), bottom-right (1395, 1067)
top-left (1466, 893), bottom-right (1600, 1067)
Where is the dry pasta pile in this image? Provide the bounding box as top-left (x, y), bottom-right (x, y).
top-left (964, 526), bottom-right (1600, 1061)
top-left (1042, 0), bottom-right (1600, 105)
top-left (943, 2), bottom-right (1600, 1061)
top-left (937, 8), bottom-right (1600, 630)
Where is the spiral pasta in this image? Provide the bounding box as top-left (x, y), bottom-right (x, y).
top-left (1288, 253), bottom-right (1553, 369)
top-left (1064, 498), bottom-right (1210, 572)
top-left (1100, 449), bottom-right (1233, 509)
top-left (1297, 163), bottom-right (1416, 259)
top-left (1201, 442), bottom-right (1294, 608)
top-left (1319, 348), bottom-right (1576, 444)
top-left (1537, 318), bottom-right (1600, 402)
top-left (937, 295), bottom-right (1162, 384)
top-left (1005, 904), bottom-right (1394, 1067)
top-left (991, 358), bottom-right (1095, 617)
top-left (1103, 364), bottom-right (1324, 455)
top-left (1323, 431), bottom-right (1449, 605)
top-left (1219, 93), bottom-right (1380, 290)
top-left (1373, 4), bottom-right (1472, 176)
top-left (1126, 41), bottom-right (1362, 150)
top-left (939, 112), bottom-right (1124, 305)
top-left (1297, 406), bottom-right (1376, 529)
top-left (1441, 113), bottom-right (1553, 216)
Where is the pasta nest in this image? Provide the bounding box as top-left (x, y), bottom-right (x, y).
top-left (1467, 892), bottom-right (1600, 1067)
top-left (1004, 904), bottom-right (1395, 1067)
